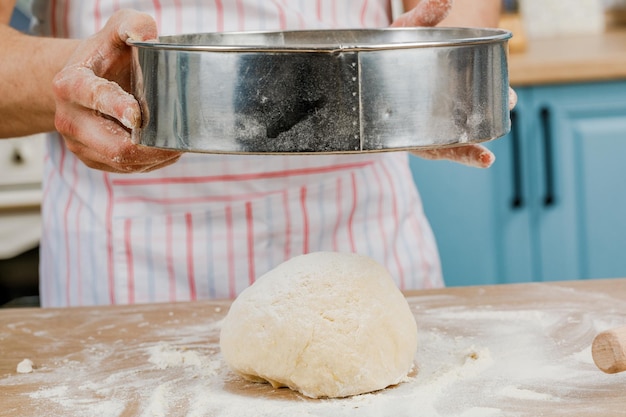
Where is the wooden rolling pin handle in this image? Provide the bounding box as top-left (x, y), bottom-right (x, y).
top-left (592, 326), bottom-right (626, 374)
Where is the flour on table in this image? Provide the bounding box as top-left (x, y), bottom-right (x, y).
top-left (16, 358), bottom-right (34, 374)
top-left (2, 285), bottom-right (626, 417)
top-left (498, 386), bottom-right (556, 401)
top-left (148, 343), bottom-right (219, 373)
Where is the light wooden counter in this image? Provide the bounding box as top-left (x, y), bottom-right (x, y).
top-left (1, 279), bottom-right (626, 416)
top-left (509, 29), bottom-right (626, 86)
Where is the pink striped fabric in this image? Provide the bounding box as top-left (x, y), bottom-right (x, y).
top-left (33, 0), bottom-right (443, 307)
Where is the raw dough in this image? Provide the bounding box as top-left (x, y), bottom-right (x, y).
top-left (219, 251), bottom-right (417, 398)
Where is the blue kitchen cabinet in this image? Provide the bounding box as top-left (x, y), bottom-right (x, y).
top-left (410, 81), bottom-right (626, 286)
top-left (9, 3), bottom-right (30, 32)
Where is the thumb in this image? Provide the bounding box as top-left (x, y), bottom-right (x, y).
top-left (391, 0), bottom-right (454, 28)
top-left (108, 9), bottom-right (158, 45)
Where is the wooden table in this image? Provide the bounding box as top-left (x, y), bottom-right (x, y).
top-left (1, 279), bottom-right (626, 417)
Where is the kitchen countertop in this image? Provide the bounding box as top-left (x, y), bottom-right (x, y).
top-left (1, 278), bottom-right (626, 417)
top-left (509, 28), bottom-right (626, 86)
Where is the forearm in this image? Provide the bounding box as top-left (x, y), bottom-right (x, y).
top-left (0, 25), bottom-right (78, 138)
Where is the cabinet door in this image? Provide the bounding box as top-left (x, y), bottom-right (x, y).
top-left (412, 81), bottom-right (626, 286)
top-left (409, 155), bottom-right (500, 286)
top-left (530, 82), bottom-right (626, 281)
top-left (490, 89), bottom-right (536, 284)
top-left (409, 90), bottom-right (532, 286)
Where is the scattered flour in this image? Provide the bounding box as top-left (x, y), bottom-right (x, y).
top-left (148, 343), bottom-right (219, 374)
top-left (454, 408), bottom-right (502, 417)
top-left (498, 386), bottom-right (556, 401)
top-left (16, 359), bottom-right (34, 374)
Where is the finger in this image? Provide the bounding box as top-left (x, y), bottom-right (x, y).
top-left (74, 10), bottom-right (157, 77)
top-left (68, 140), bottom-right (182, 173)
top-left (391, 0), bottom-right (454, 28)
top-left (411, 144), bottom-right (495, 168)
top-left (509, 87), bottom-right (518, 111)
top-left (137, 154), bottom-right (184, 173)
top-left (68, 139), bottom-right (182, 173)
top-left (88, 8), bottom-right (158, 62)
top-left (56, 105), bottom-right (181, 173)
top-left (112, 8), bottom-right (158, 43)
top-left (53, 65), bottom-right (141, 130)
top-left (64, 130), bottom-right (182, 173)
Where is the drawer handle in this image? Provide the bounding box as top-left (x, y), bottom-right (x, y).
top-left (510, 110), bottom-right (524, 209)
top-left (11, 148), bottom-right (25, 165)
top-left (540, 107), bottom-right (556, 207)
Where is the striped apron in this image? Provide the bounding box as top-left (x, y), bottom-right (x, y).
top-left (32, 0), bottom-right (443, 307)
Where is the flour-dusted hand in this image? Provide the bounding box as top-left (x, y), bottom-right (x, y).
top-left (52, 9), bottom-right (181, 173)
top-left (391, 0), bottom-right (453, 28)
top-left (409, 74), bottom-right (517, 169)
top-left (391, 0), bottom-right (517, 168)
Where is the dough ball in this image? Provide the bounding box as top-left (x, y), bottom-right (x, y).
top-left (219, 251), bottom-right (417, 398)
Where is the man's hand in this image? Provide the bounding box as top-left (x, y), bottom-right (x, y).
top-left (53, 9), bottom-right (181, 173)
top-left (391, 0), bottom-right (516, 168)
top-left (392, 0), bottom-right (453, 28)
